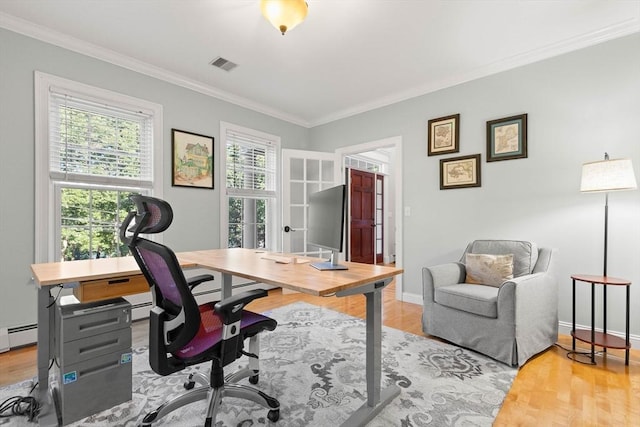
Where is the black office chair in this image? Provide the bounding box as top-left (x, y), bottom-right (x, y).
top-left (120, 195), bottom-right (280, 426)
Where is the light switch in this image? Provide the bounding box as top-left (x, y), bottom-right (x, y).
top-left (404, 206), bottom-right (411, 216)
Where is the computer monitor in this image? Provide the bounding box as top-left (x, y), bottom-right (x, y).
top-left (307, 184), bottom-right (348, 270)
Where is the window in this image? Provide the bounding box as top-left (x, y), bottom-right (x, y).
top-left (221, 122), bottom-right (279, 250)
top-left (35, 72), bottom-right (163, 262)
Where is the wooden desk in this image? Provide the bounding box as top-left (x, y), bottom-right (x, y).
top-left (31, 248), bottom-right (403, 426)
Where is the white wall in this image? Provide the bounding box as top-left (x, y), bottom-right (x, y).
top-left (1, 26), bottom-right (639, 342)
top-left (0, 28), bottom-right (309, 330)
top-left (310, 33), bottom-right (640, 338)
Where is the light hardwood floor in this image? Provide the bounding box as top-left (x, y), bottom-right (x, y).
top-left (1, 284), bottom-right (639, 426)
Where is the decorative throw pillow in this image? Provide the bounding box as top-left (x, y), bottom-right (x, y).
top-left (465, 253), bottom-right (514, 287)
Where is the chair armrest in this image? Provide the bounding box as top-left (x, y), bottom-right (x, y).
top-left (187, 274), bottom-right (214, 291)
top-left (422, 262), bottom-right (466, 303)
top-left (214, 289), bottom-right (268, 325)
top-left (497, 271), bottom-right (558, 324)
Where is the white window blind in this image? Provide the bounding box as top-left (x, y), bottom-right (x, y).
top-left (49, 89), bottom-right (153, 188)
top-left (225, 128), bottom-right (277, 198)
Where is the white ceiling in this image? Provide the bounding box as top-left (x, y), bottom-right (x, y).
top-left (1, 1), bottom-right (639, 127)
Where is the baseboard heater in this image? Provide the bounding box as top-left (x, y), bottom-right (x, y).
top-left (3, 281), bottom-right (271, 352)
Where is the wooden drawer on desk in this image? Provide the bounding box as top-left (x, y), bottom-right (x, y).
top-left (73, 275), bottom-right (149, 303)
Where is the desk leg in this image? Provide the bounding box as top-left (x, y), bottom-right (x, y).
top-left (221, 273), bottom-right (232, 300)
top-left (339, 282), bottom-right (400, 427)
top-left (36, 286), bottom-right (58, 426)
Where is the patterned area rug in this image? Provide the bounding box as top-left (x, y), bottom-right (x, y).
top-left (1, 302), bottom-right (516, 426)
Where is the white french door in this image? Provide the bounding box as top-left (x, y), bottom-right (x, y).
top-left (281, 149), bottom-right (339, 258)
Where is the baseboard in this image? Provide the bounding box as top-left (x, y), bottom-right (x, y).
top-left (558, 320), bottom-right (640, 349)
top-left (401, 291), bottom-right (422, 306)
top-left (0, 327), bottom-right (9, 353)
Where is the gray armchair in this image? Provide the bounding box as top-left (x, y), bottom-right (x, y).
top-left (422, 240), bottom-right (557, 366)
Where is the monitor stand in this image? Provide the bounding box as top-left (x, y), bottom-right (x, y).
top-left (310, 251), bottom-right (348, 271)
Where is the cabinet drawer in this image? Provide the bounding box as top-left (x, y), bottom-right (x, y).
top-left (74, 274), bottom-right (149, 303)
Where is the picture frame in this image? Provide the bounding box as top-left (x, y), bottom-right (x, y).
top-left (427, 113), bottom-right (460, 156)
top-left (440, 154), bottom-right (481, 190)
top-left (172, 129), bottom-right (214, 189)
top-left (486, 113), bottom-right (527, 162)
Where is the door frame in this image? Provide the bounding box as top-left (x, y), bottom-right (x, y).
top-left (335, 136), bottom-right (404, 300)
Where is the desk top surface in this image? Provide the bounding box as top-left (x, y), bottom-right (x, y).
top-left (31, 248), bottom-right (403, 296)
top-left (179, 248), bottom-right (403, 296)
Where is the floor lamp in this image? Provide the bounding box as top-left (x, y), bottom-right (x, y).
top-left (580, 153), bottom-right (637, 277)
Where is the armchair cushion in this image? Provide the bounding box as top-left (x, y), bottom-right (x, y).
top-left (465, 253), bottom-right (514, 287)
top-left (435, 284), bottom-right (499, 318)
top-left (464, 240), bottom-right (538, 277)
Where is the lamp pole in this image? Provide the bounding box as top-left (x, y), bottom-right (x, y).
top-left (603, 152), bottom-right (609, 278)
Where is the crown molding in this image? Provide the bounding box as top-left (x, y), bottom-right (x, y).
top-left (310, 17), bottom-right (640, 127)
top-left (0, 12), bottom-right (312, 128)
top-left (2, 11), bottom-right (638, 129)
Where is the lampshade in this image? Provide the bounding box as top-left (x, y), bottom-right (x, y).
top-left (261, 0), bottom-right (308, 35)
top-left (580, 158), bottom-right (637, 193)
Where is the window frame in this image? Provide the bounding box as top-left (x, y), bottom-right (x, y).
top-left (220, 121), bottom-right (281, 251)
top-left (35, 72), bottom-right (163, 263)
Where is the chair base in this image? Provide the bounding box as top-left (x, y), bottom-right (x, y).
top-left (139, 369), bottom-right (280, 426)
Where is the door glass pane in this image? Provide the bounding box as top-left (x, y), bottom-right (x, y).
top-left (321, 160), bottom-right (334, 182)
top-left (306, 183), bottom-right (320, 198)
top-left (291, 182), bottom-right (304, 204)
top-left (306, 159), bottom-right (319, 181)
top-left (291, 206), bottom-right (304, 228)
top-left (290, 158), bottom-right (304, 180)
top-left (291, 231), bottom-right (304, 253)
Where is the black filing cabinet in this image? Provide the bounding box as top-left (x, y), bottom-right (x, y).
top-left (53, 297), bottom-right (132, 425)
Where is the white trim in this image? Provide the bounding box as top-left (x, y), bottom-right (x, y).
top-left (34, 71), bottom-right (163, 263)
top-left (4, 12), bottom-right (638, 128)
top-left (0, 328), bottom-right (9, 353)
top-left (335, 136), bottom-right (404, 300)
top-left (557, 321), bottom-right (640, 351)
top-left (1, 13), bottom-right (308, 128)
top-left (309, 19), bottom-right (640, 126)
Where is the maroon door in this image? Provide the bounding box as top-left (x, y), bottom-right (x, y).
top-left (350, 169), bottom-right (375, 264)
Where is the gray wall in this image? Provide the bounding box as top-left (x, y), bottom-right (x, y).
top-left (310, 33), bottom-right (640, 336)
top-left (2, 26), bottom-right (639, 340)
top-left (0, 28), bottom-right (309, 329)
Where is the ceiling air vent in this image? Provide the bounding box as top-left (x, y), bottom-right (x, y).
top-left (210, 56), bottom-right (237, 72)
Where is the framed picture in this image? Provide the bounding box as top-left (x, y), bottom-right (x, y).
top-left (427, 113), bottom-right (460, 156)
top-left (440, 154), bottom-right (481, 190)
top-left (172, 129), bottom-right (214, 189)
top-left (486, 114), bottom-right (527, 162)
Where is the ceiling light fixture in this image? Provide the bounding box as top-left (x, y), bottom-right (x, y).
top-left (260, 0), bottom-right (308, 35)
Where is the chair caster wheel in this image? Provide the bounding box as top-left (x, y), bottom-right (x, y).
top-left (267, 409), bottom-right (280, 422)
top-left (184, 380), bottom-right (195, 390)
top-left (249, 374), bottom-right (259, 384)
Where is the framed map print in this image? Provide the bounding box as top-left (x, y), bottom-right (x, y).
top-left (486, 114), bottom-right (528, 162)
top-left (440, 154), bottom-right (481, 190)
top-left (428, 113), bottom-right (460, 156)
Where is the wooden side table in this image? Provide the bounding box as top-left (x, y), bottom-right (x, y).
top-left (571, 274), bottom-right (631, 365)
